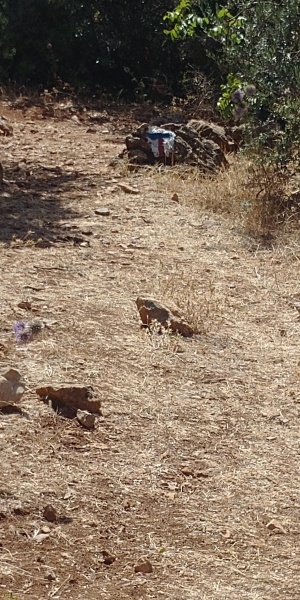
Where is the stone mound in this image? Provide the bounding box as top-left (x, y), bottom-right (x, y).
top-left (121, 119), bottom-right (240, 173)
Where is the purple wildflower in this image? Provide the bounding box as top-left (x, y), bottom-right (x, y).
top-left (233, 104), bottom-right (247, 120)
top-left (13, 320), bottom-right (32, 344)
top-left (231, 88), bottom-right (245, 105)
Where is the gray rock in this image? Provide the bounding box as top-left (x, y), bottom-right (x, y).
top-left (0, 367), bottom-right (25, 407)
top-left (95, 207), bottom-right (110, 216)
top-left (77, 409), bottom-right (96, 429)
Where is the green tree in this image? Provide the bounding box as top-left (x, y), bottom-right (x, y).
top-left (164, 0), bottom-right (300, 167)
top-left (0, 0), bottom-right (182, 96)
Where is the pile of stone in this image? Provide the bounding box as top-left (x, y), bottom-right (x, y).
top-left (121, 119), bottom-right (241, 173)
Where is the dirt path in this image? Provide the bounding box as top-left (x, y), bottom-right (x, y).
top-left (0, 101), bottom-right (299, 599)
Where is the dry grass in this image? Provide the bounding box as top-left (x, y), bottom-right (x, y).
top-left (149, 158), bottom-right (300, 239)
top-left (157, 271), bottom-right (225, 335)
top-left (0, 101), bottom-right (299, 600)
top-left (149, 158), bottom-right (252, 219)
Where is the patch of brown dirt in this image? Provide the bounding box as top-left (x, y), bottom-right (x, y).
top-left (0, 100), bottom-right (299, 599)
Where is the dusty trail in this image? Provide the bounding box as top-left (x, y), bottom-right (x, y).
top-left (0, 101), bottom-right (299, 599)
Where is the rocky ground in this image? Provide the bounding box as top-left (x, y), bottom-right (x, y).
top-left (0, 98), bottom-right (299, 600)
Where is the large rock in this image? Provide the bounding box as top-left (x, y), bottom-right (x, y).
top-left (36, 385), bottom-right (101, 414)
top-left (136, 296), bottom-right (193, 337)
top-left (123, 121), bottom-right (229, 172)
top-left (0, 367), bottom-right (25, 407)
top-left (188, 119), bottom-right (232, 152)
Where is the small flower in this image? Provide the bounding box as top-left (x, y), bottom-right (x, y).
top-left (231, 88), bottom-right (245, 105)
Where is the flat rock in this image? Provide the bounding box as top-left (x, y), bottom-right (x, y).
top-left (77, 409), bottom-right (96, 429)
top-left (118, 183), bottom-right (140, 194)
top-left (136, 296), bottom-right (193, 337)
top-left (36, 385), bottom-right (101, 414)
top-left (134, 560), bottom-right (153, 574)
top-left (95, 207), bottom-right (110, 216)
top-left (0, 367), bottom-right (25, 408)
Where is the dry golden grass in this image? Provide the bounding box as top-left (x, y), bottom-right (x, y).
top-left (149, 158), bottom-right (252, 218)
top-left (0, 101), bottom-right (299, 600)
top-left (150, 158), bottom-right (300, 238)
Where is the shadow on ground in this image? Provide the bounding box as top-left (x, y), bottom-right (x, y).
top-left (0, 164), bottom-right (83, 244)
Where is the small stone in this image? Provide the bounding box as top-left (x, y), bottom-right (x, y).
top-left (43, 505), bottom-right (57, 522)
top-left (181, 466), bottom-right (194, 477)
top-left (134, 560), bottom-right (153, 574)
top-left (118, 183), bottom-right (140, 194)
top-left (0, 367), bottom-right (25, 408)
top-left (95, 207), bottom-right (110, 216)
top-left (102, 550), bottom-right (116, 566)
top-left (41, 525), bottom-right (51, 534)
top-left (71, 115), bottom-right (81, 124)
top-left (171, 192), bottom-right (179, 202)
top-left (77, 409), bottom-right (96, 429)
top-left (17, 301), bottom-right (32, 310)
top-left (266, 519), bottom-right (286, 534)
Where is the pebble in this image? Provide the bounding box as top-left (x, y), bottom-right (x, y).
top-left (95, 207), bottom-right (110, 216)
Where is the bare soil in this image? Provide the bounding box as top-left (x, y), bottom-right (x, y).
top-left (0, 99), bottom-right (299, 600)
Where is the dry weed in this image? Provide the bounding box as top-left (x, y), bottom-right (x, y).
top-left (152, 269), bottom-right (225, 335)
top-left (146, 321), bottom-right (183, 353)
top-left (244, 164), bottom-right (300, 235)
top-left (149, 157), bottom-right (252, 219)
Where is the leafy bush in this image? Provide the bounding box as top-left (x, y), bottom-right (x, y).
top-left (164, 0), bottom-right (300, 229)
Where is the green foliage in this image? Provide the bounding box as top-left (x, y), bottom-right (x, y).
top-left (164, 1), bottom-right (245, 47)
top-left (164, 0), bottom-right (300, 171)
top-left (0, 0), bottom-right (181, 96)
top-left (217, 73), bottom-right (242, 119)
top-left (0, 1), bottom-right (16, 79)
